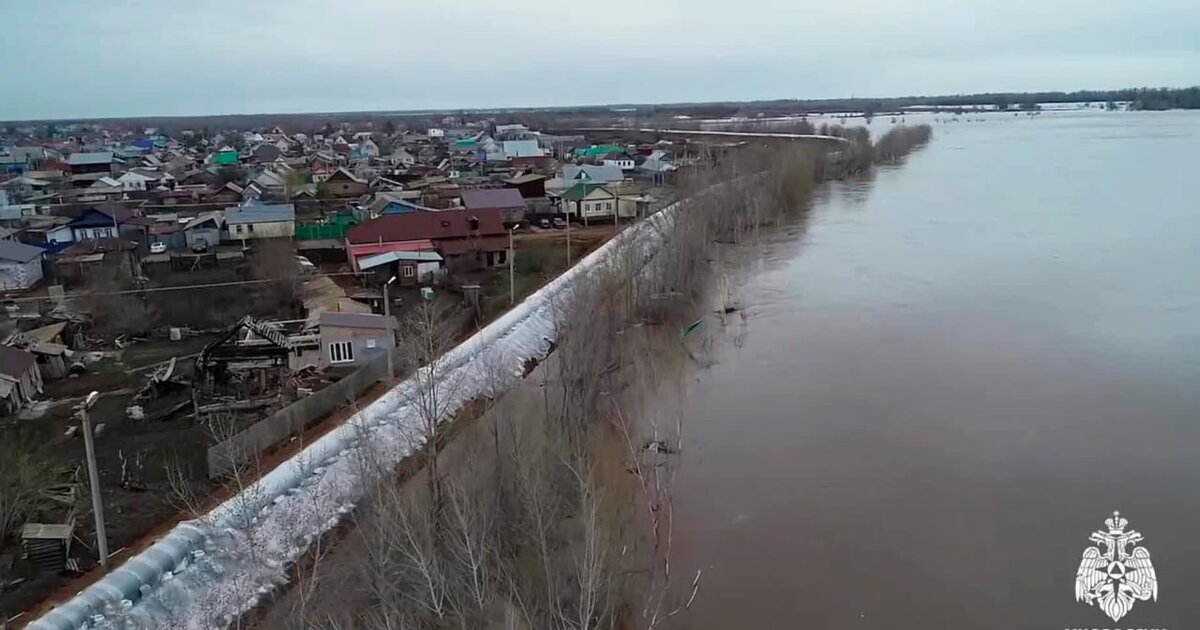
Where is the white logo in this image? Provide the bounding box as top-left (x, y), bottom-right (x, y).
top-left (1074, 511), bottom-right (1158, 622)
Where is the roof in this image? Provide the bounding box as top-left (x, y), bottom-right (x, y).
top-left (326, 167), bottom-right (366, 184)
top-left (347, 207), bottom-right (506, 245)
top-left (213, 150), bottom-right (240, 165)
top-left (574, 145), bottom-right (626, 158)
top-left (501, 140), bottom-right (544, 158)
top-left (184, 211), bottom-right (225, 231)
top-left (320, 311), bottom-right (391, 330)
top-left (461, 188), bottom-right (526, 211)
top-left (562, 182), bottom-right (615, 200)
top-left (67, 207), bottom-right (138, 229)
top-left (563, 164), bottom-right (624, 184)
top-left (25, 322), bottom-right (67, 343)
top-left (0, 240), bottom-right (44, 263)
top-left (0, 345), bottom-right (37, 377)
top-left (505, 173), bottom-right (548, 185)
top-left (67, 151), bottom-right (115, 166)
top-left (357, 250), bottom-right (443, 271)
top-left (439, 236), bottom-right (508, 255)
top-left (224, 203), bottom-right (295, 225)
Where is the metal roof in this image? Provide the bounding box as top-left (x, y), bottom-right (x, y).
top-left (0, 344), bottom-right (37, 377)
top-left (563, 164), bottom-right (624, 184)
top-left (224, 203), bottom-right (295, 225)
top-left (357, 250), bottom-right (443, 271)
top-left (67, 152), bottom-right (115, 166)
top-left (320, 311), bottom-right (391, 330)
top-left (0, 239), bottom-right (45, 263)
top-left (461, 188), bottom-right (526, 211)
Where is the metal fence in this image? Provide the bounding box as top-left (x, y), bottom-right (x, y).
top-left (205, 349), bottom-right (395, 477)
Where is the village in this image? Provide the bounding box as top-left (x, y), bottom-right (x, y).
top-left (0, 115), bottom-right (687, 617)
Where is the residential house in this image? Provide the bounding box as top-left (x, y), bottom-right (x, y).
top-left (356, 250), bottom-right (443, 285)
top-left (0, 345), bottom-right (42, 415)
top-left (116, 167), bottom-right (174, 192)
top-left (250, 165), bottom-right (294, 198)
top-left (319, 312), bottom-right (394, 368)
top-left (601, 152), bottom-right (636, 171)
top-left (346, 207), bottom-right (508, 270)
top-left (1, 147), bottom-right (57, 174)
top-left (501, 140), bottom-right (545, 159)
top-left (67, 151), bottom-right (118, 187)
top-left (225, 201), bottom-right (295, 241)
top-left (637, 150), bottom-right (677, 182)
top-left (183, 211), bottom-right (225, 249)
top-left (212, 149), bottom-right (240, 166)
top-left (504, 173), bottom-right (547, 199)
top-left (20, 216), bottom-right (74, 250)
top-left (323, 167), bottom-right (369, 197)
top-left (369, 190), bottom-right (427, 217)
top-left (387, 148), bottom-right (416, 168)
top-left (562, 164), bottom-right (625, 186)
top-left (461, 188), bottom-right (526, 224)
top-left (66, 207), bottom-right (150, 242)
top-left (574, 144), bottom-right (627, 161)
top-left (208, 181), bottom-right (244, 204)
top-left (2, 175), bottom-right (52, 203)
top-left (357, 138), bottom-right (380, 158)
top-left (560, 183), bottom-right (629, 222)
top-left (250, 143), bottom-right (283, 163)
top-left (0, 240), bottom-right (45, 290)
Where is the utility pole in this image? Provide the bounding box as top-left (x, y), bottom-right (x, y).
top-left (79, 391), bottom-right (109, 568)
top-left (384, 275), bottom-right (396, 381)
top-left (508, 225), bottom-right (518, 305)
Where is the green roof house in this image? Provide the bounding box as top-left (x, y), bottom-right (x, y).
top-left (213, 150), bottom-right (240, 166)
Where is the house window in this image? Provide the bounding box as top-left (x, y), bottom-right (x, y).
top-left (402, 265), bottom-right (415, 278)
top-left (247, 223), bottom-right (255, 233)
top-left (328, 341), bottom-right (354, 364)
top-left (365, 338), bottom-right (377, 349)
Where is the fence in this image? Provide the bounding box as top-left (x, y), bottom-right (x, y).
top-left (205, 349), bottom-right (395, 477)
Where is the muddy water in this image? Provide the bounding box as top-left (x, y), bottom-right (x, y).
top-left (672, 111), bottom-right (1200, 629)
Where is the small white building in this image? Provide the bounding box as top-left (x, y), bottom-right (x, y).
top-left (225, 201), bottom-right (295, 240)
top-left (602, 154), bottom-right (636, 171)
top-left (0, 240), bottom-right (45, 290)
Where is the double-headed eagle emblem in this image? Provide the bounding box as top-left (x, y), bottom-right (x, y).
top-left (1075, 511), bottom-right (1157, 621)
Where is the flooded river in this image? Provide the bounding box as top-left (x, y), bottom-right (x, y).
top-left (672, 110), bottom-right (1200, 629)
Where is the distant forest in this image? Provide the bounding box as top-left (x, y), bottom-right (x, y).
top-left (2, 86), bottom-right (1196, 132)
top-left (650, 86), bottom-right (1200, 118)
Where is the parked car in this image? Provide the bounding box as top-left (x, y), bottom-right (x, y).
top-left (149, 242), bottom-right (167, 254)
top-left (538, 217), bottom-right (551, 229)
top-left (552, 217), bottom-right (567, 229)
top-left (191, 238), bottom-right (209, 253)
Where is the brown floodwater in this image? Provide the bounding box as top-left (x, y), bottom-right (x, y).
top-left (670, 110), bottom-right (1200, 629)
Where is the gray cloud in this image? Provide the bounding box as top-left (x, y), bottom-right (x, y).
top-left (1, 0), bottom-right (1197, 119)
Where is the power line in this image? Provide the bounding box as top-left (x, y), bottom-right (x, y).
top-left (6, 272), bottom-right (367, 303)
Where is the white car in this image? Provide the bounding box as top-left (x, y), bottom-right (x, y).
top-left (149, 242), bottom-right (167, 254)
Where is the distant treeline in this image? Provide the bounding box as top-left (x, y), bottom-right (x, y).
top-left (647, 87), bottom-right (1200, 118)
top-left (4, 87), bottom-right (1196, 133)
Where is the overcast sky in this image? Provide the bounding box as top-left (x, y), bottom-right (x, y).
top-left (1, 0), bottom-right (1197, 120)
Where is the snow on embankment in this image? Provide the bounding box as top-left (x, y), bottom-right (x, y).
top-left (28, 203), bottom-right (680, 630)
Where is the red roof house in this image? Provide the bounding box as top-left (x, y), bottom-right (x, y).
top-left (345, 208), bottom-right (509, 270)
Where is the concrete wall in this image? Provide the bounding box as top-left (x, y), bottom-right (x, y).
top-left (206, 348), bottom-right (395, 477)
